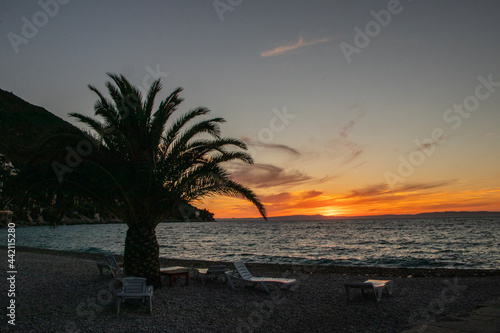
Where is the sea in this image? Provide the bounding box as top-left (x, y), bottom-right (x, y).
top-left (4, 218), bottom-right (500, 269)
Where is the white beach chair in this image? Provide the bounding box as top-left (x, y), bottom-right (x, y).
top-left (116, 277), bottom-right (153, 314)
top-left (96, 255), bottom-right (123, 278)
top-left (225, 261), bottom-right (296, 294)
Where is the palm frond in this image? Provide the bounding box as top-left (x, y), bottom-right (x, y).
top-left (149, 87), bottom-right (183, 150)
top-left (162, 107), bottom-right (210, 150)
top-left (68, 113), bottom-right (105, 135)
top-left (143, 78), bottom-right (162, 124)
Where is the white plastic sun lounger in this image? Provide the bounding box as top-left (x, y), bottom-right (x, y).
top-left (116, 277), bottom-right (153, 314)
top-left (96, 255), bottom-right (123, 278)
top-left (225, 261), bottom-right (296, 294)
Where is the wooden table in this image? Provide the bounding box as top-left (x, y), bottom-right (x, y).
top-left (160, 267), bottom-right (190, 287)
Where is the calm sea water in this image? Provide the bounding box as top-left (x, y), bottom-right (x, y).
top-left (4, 218), bottom-right (499, 269)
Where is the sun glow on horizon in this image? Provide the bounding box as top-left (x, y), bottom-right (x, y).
top-left (313, 208), bottom-right (343, 217)
top-left (201, 186), bottom-right (500, 219)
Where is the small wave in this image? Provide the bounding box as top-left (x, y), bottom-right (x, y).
top-left (75, 247), bottom-right (106, 254)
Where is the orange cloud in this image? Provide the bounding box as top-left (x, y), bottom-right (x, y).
top-left (200, 182), bottom-right (500, 219)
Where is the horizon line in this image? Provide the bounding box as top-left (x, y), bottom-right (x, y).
top-left (217, 210), bottom-right (500, 220)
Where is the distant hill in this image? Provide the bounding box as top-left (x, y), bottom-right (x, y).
top-left (0, 89), bottom-right (82, 167)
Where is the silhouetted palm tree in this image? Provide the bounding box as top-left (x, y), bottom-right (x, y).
top-left (69, 73), bottom-right (266, 287)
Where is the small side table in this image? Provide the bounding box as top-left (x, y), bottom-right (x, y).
top-left (344, 279), bottom-right (393, 302)
top-left (160, 267), bottom-right (190, 287)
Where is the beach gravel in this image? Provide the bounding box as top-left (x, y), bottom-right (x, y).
top-left (1, 247), bottom-right (499, 333)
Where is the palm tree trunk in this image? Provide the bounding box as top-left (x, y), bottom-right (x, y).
top-left (123, 225), bottom-right (162, 289)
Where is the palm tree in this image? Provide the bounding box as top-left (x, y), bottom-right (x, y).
top-left (68, 73), bottom-right (266, 288)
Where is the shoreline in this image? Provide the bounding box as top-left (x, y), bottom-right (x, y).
top-left (7, 245), bottom-right (500, 278)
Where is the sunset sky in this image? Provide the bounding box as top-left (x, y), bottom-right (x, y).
top-left (1, 1), bottom-right (499, 218)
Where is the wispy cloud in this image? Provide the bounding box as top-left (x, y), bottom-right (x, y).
top-left (343, 183), bottom-right (390, 199)
top-left (343, 180), bottom-right (457, 199)
top-left (399, 181), bottom-right (457, 192)
top-left (301, 190), bottom-right (323, 200)
top-left (241, 137), bottom-right (301, 156)
top-left (329, 103), bottom-right (366, 165)
top-left (324, 137), bottom-right (364, 166)
top-left (341, 145), bottom-right (363, 165)
top-left (257, 190), bottom-right (333, 216)
top-left (339, 120), bottom-right (355, 139)
top-left (261, 36), bottom-right (330, 57)
top-left (260, 192), bottom-right (293, 203)
top-left (228, 162), bottom-right (314, 188)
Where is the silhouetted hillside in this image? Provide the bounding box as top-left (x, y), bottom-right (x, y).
top-left (0, 89), bottom-right (215, 223)
top-left (0, 89), bottom-right (82, 167)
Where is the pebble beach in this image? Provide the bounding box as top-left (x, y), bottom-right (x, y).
top-left (2, 247), bottom-right (500, 333)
